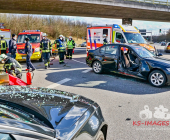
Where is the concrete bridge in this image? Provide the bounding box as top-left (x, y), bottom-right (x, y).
top-left (0, 0), bottom-right (170, 22)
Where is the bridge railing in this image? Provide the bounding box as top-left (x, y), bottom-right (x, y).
top-left (124, 0), bottom-right (170, 6)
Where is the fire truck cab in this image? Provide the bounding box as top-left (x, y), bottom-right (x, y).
top-left (87, 24), bottom-right (155, 53)
top-left (16, 30), bottom-right (43, 62)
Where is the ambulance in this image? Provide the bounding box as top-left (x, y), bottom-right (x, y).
top-left (0, 28), bottom-right (11, 46)
top-left (86, 24), bottom-right (155, 53)
top-left (16, 30), bottom-right (43, 61)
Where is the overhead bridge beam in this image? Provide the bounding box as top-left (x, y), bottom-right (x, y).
top-left (0, 0), bottom-right (170, 22)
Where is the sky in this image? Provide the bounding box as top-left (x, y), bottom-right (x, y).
top-left (64, 16), bottom-right (170, 36)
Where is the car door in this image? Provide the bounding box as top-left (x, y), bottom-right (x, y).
top-left (101, 44), bottom-right (118, 70)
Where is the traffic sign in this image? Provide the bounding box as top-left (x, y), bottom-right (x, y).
top-left (139, 29), bottom-right (146, 35)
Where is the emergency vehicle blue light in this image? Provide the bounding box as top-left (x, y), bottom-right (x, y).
top-left (23, 30), bottom-right (40, 32)
top-left (113, 24), bottom-right (120, 29)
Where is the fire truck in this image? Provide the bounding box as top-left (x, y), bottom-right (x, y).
top-left (16, 30), bottom-right (43, 61)
top-left (86, 24), bottom-right (155, 53)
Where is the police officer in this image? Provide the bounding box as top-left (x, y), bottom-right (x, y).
top-left (40, 33), bottom-right (52, 69)
top-left (0, 35), bottom-right (8, 54)
top-left (0, 54), bottom-right (22, 79)
top-left (66, 36), bottom-right (75, 59)
top-left (54, 35), bottom-right (66, 64)
top-left (9, 34), bottom-right (17, 59)
top-left (25, 37), bottom-right (35, 71)
top-left (103, 34), bottom-right (108, 45)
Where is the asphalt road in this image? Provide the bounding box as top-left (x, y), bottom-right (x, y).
top-left (20, 45), bottom-right (170, 140)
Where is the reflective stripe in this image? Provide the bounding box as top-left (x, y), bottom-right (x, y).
top-left (17, 68), bottom-right (22, 72)
top-left (42, 50), bottom-right (51, 53)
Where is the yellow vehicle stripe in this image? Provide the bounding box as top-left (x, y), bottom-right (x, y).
top-left (119, 25), bottom-right (126, 32)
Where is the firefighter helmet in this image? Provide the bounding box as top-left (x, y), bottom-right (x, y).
top-left (0, 54), bottom-right (8, 62)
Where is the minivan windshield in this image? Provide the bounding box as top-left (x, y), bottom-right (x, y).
top-left (124, 33), bottom-right (147, 44)
top-left (17, 34), bottom-right (40, 43)
top-left (133, 46), bottom-right (155, 58)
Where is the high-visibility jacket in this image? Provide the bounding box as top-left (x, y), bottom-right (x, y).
top-left (40, 39), bottom-right (52, 53)
top-left (0, 39), bottom-right (8, 50)
top-left (67, 40), bottom-right (75, 49)
top-left (54, 39), bottom-right (66, 52)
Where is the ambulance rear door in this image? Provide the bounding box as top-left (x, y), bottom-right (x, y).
top-left (87, 26), bottom-right (112, 51)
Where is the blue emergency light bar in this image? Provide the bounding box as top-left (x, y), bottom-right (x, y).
top-left (113, 24), bottom-right (120, 29)
top-left (23, 30), bottom-right (40, 32)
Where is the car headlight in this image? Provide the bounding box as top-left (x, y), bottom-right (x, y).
top-left (35, 48), bottom-right (40, 52)
top-left (166, 68), bottom-right (170, 71)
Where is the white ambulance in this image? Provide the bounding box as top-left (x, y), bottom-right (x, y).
top-left (86, 24), bottom-right (155, 53)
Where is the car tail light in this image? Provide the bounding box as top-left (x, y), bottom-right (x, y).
top-left (87, 52), bottom-right (89, 57)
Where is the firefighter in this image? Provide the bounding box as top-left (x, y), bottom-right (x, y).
top-left (0, 54), bottom-right (22, 79)
top-left (40, 33), bottom-right (52, 69)
top-left (0, 35), bottom-right (8, 55)
top-left (54, 35), bottom-right (66, 64)
top-left (24, 37), bottom-right (36, 71)
top-left (66, 36), bottom-right (75, 59)
top-left (103, 34), bottom-right (108, 45)
top-left (9, 34), bottom-right (17, 59)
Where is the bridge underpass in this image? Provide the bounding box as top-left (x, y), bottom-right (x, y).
top-left (0, 0), bottom-right (170, 22)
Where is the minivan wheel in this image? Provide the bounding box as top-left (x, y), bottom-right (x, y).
top-left (149, 70), bottom-right (166, 87)
top-left (92, 61), bottom-right (103, 74)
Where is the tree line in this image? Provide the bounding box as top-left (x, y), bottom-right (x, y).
top-left (0, 14), bottom-right (88, 39)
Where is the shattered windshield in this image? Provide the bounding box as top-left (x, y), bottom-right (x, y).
top-left (124, 33), bottom-right (147, 44)
top-left (17, 34), bottom-right (40, 43)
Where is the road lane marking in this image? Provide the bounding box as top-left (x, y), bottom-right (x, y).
top-left (82, 69), bottom-right (92, 73)
top-left (72, 59), bottom-right (86, 64)
top-left (46, 78), bottom-right (71, 88)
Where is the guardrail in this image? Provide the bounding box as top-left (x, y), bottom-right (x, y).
top-left (124, 0), bottom-right (170, 6)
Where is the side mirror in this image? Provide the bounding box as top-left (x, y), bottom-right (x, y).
top-left (157, 53), bottom-right (163, 56)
